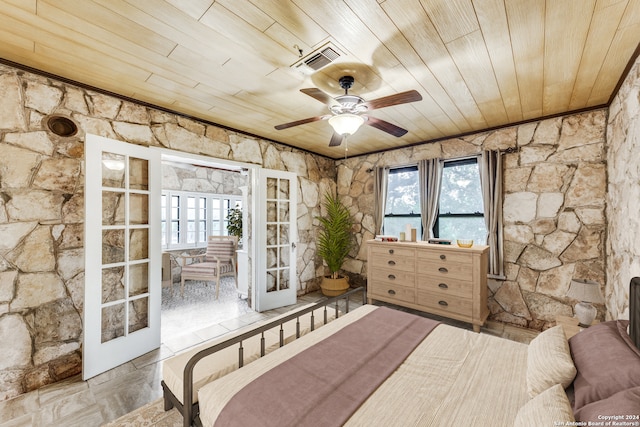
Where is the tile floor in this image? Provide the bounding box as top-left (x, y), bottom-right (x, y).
top-left (0, 283), bottom-right (538, 427)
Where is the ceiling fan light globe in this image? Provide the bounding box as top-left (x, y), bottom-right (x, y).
top-left (328, 113), bottom-right (365, 136)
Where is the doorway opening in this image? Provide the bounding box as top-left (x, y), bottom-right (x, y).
top-left (158, 152), bottom-right (254, 352)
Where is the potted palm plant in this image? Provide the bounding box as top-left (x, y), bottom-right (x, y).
top-left (316, 192), bottom-right (354, 296)
top-left (226, 206), bottom-right (242, 247)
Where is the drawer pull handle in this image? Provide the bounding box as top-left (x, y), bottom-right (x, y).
top-left (388, 274), bottom-right (396, 280)
top-left (438, 283), bottom-right (448, 289)
top-left (440, 254), bottom-right (446, 260)
top-left (388, 260), bottom-right (396, 266)
top-left (438, 300), bottom-right (448, 307)
top-left (389, 249), bottom-right (394, 254)
top-left (388, 289), bottom-right (396, 296)
top-left (439, 267), bottom-right (448, 273)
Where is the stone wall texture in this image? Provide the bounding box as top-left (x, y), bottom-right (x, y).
top-left (606, 54), bottom-right (640, 320)
top-left (1, 52), bottom-right (638, 400)
top-left (336, 109), bottom-right (609, 331)
top-left (0, 64), bottom-right (334, 400)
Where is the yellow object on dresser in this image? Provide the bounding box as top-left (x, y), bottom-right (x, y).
top-left (367, 240), bottom-right (489, 332)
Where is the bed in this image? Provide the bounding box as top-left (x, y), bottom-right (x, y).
top-left (176, 280), bottom-right (640, 426)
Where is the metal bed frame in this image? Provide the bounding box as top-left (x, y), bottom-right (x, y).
top-left (630, 277), bottom-right (639, 349)
top-left (161, 286), bottom-right (367, 427)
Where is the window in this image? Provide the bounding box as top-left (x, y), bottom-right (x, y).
top-left (383, 166), bottom-right (421, 237)
top-left (161, 190), bottom-right (242, 249)
top-left (434, 158), bottom-right (486, 244)
top-left (381, 158), bottom-right (487, 244)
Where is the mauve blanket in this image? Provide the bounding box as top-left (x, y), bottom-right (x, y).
top-left (213, 306), bottom-right (440, 427)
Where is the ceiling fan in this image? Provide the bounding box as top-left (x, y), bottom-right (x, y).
top-left (274, 76), bottom-right (422, 147)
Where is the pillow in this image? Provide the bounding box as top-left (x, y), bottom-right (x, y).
top-left (527, 325), bottom-right (577, 398)
top-left (514, 384), bottom-right (575, 427)
top-left (574, 386), bottom-right (640, 422)
top-left (569, 320), bottom-right (640, 409)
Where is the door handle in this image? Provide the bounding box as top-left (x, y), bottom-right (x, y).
top-left (291, 242), bottom-right (296, 250)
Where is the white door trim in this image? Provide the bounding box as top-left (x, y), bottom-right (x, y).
top-left (153, 147), bottom-right (259, 310)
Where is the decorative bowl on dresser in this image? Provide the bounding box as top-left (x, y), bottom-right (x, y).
top-left (366, 240), bottom-right (489, 332)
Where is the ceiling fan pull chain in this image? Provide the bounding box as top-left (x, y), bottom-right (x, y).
top-left (344, 135), bottom-right (349, 160)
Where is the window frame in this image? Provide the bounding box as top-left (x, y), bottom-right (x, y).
top-left (383, 165), bottom-right (422, 236)
top-left (433, 157), bottom-right (485, 239)
top-left (161, 190), bottom-right (242, 250)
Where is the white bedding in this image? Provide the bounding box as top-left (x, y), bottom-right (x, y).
top-left (199, 305), bottom-right (529, 426)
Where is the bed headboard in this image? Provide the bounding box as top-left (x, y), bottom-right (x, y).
top-left (631, 277), bottom-right (639, 349)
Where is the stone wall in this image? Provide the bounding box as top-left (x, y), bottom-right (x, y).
top-left (337, 109), bottom-right (608, 330)
top-left (606, 55), bottom-right (640, 320)
top-left (0, 63), bottom-right (334, 400)
top-left (161, 162), bottom-right (245, 194)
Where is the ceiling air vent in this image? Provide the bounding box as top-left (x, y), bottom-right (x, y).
top-left (292, 43), bottom-right (343, 75)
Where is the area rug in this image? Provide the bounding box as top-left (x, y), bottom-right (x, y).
top-left (104, 398), bottom-right (182, 427)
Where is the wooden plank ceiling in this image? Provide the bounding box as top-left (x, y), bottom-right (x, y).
top-left (1, 0), bottom-right (639, 159)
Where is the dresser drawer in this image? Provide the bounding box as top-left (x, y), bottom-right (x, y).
top-left (417, 290), bottom-right (472, 318)
top-left (417, 250), bottom-right (472, 264)
top-left (370, 253), bottom-right (415, 273)
top-left (416, 276), bottom-right (471, 298)
top-left (416, 259), bottom-right (473, 281)
top-left (369, 282), bottom-right (415, 304)
top-left (370, 267), bottom-right (415, 286)
top-left (369, 245), bottom-right (415, 258)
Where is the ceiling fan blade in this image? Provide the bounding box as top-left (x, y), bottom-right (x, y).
top-left (362, 90), bottom-right (422, 111)
top-left (274, 115), bottom-right (329, 130)
top-left (300, 88), bottom-right (336, 105)
top-left (365, 116), bottom-right (408, 137)
top-left (329, 132), bottom-right (343, 147)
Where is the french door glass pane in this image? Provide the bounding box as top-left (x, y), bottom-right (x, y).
top-left (102, 191), bottom-right (125, 226)
top-left (102, 267), bottom-right (124, 303)
top-left (129, 229), bottom-right (148, 260)
top-left (128, 298), bottom-right (148, 333)
top-left (102, 303), bottom-right (125, 343)
top-left (266, 177), bottom-right (290, 293)
top-left (100, 150), bottom-right (150, 344)
top-left (102, 230), bottom-right (125, 264)
top-left (101, 153), bottom-right (125, 188)
top-left (279, 269), bottom-right (290, 290)
top-left (129, 263), bottom-right (149, 296)
top-left (128, 157), bottom-right (148, 191)
top-left (129, 194), bottom-right (149, 225)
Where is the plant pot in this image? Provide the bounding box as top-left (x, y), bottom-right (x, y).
top-left (320, 275), bottom-right (349, 297)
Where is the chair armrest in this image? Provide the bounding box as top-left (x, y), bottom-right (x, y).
top-left (180, 253), bottom-right (206, 266)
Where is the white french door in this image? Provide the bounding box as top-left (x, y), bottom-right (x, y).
top-left (254, 169), bottom-right (297, 311)
top-left (83, 134), bottom-right (161, 379)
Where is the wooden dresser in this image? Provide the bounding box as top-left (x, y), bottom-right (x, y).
top-left (366, 240), bottom-right (489, 332)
